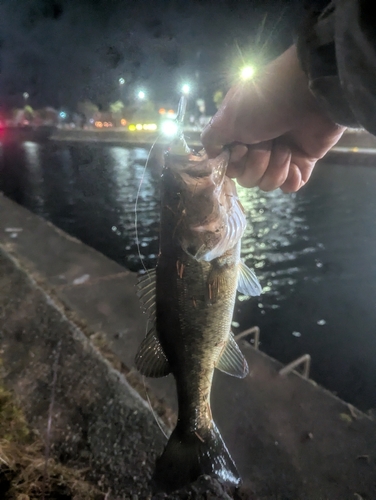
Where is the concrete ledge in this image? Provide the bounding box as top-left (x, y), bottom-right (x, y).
top-left (48, 128), bottom-right (376, 165)
top-left (1, 194), bottom-right (376, 499)
top-left (0, 247), bottom-right (166, 497)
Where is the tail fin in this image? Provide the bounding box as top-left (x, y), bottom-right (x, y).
top-left (152, 422), bottom-right (240, 493)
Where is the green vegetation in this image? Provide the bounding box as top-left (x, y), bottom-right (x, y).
top-left (0, 383), bottom-right (103, 499)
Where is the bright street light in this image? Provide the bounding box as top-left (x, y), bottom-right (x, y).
top-left (181, 84), bottom-right (190, 95)
top-left (240, 65), bottom-right (255, 80)
top-left (119, 77), bottom-right (125, 85)
top-left (23, 92), bottom-right (29, 101)
top-left (137, 90), bottom-right (145, 100)
top-left (161, 120), bottom-right (178, 137)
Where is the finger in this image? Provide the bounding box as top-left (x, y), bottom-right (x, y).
top-left (258, 142), bottom-right (291, 191)
top-left (227, 163), bottom-right (245, 179)
top-left (226, 144), bottom-right (248, 178)
top-left (201, 84), bottom-right (253, 157)
top-left (230, 144), bottom-right (248, 163)
top-left (280, 164), bottom-right (302, 193)
top-left (280, 157), bottom-right (316, 192)
top-left (201, 122), bottom-right (226, 158)
top-left (232, 142), bottom-right (273, 188)
top-left (201, 101), bottom-right (236, 157)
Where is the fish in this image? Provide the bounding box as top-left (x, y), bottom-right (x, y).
top-left (135, 111), bottom-right (261, 493)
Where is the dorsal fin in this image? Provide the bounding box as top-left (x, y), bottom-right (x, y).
top-left (237, 260), bottom-right (262, 296)
top-left (135, 327), bottom-right (171, 378)
top-left (216, 333), bottom-right (249, 378)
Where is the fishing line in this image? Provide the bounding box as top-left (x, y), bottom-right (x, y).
top-left (142, 375), bottom-right (169, 440)
top-left (134, 133), bottom-right (162, 275)
top-left (140, 320), bottom-right (169, 439)
top-left (176, 95), bottom-right (187, 124)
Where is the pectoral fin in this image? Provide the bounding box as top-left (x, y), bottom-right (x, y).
top-left (237, 260), bottom-right (262, 296)
top-left (200, 192), bottom-right (246, 262)
top-left (135, 327), bottom-right (171, 378)
top-left (216, 333), bottom-right (249, 378)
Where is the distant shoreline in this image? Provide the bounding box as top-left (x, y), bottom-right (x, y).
top-left (49, 128), bottom-right (376, 166)
top-left (3, 127), bottom-right (376, 164)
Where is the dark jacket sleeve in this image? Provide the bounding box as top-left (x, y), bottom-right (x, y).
top-left (297, 0), bottom-right (376, 135)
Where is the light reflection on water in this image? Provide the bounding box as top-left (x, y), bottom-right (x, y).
top-left (23, 141), bottom-right (40, 167)
top-left (110, 146), bottom-right (161, 268)
top-left (22, 141), bottom-right (45, 213)
top-left (109, 144), bottom-right (321, 285)
top-left (16, 142), bottom-right (319, 284)
top-left (238, 185), bottom-right (321, 296)
top-left (1, 141), bottom-right (376, 411)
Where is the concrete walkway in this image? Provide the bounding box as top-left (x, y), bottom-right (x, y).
top-left (0, 237), bottom-right (165, 498)
top-left (1, 193), bottom-right (376, 499)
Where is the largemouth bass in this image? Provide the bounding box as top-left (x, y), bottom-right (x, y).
top-left (135, 127), bottom-right (261, 492)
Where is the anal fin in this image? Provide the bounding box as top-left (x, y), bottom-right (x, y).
top-left (135, 327), bottom-right (171, 378)
top-left (216, 333), bottom-right (249, 378)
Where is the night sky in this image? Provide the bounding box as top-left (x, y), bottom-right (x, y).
top-left (0, 0), bottom-right (306, 112)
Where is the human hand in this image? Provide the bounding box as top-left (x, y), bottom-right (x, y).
top-left (201, 46), bottom-right (346, 192)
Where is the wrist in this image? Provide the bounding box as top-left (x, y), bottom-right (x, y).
top-left (274, 45), bottom-right (328, 125)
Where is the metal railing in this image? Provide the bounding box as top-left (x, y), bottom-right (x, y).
top-left (279, 354), bottom-right (311, 379)
top-left (235, 326), bottom-right (260, 350)
top-left (236, 325), bottom-right (311, 379)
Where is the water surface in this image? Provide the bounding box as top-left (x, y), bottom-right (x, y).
top-left (1, 140), bottom-right (375, 411)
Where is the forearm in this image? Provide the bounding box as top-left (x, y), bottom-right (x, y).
top-left (297, 0), bottom-right (376, 134)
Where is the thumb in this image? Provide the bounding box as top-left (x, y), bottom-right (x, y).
top-left (201, 115), bottom-right (229, 158)
top-left (201, 85), bottom-right (242, 157)
top-left (202, 82), bottom-right (258, 157)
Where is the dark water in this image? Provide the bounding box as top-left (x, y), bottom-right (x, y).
top-left (1, 140), bottom-right (376, 412)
